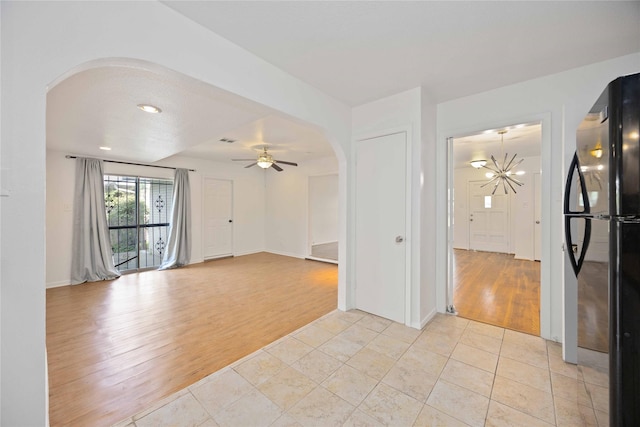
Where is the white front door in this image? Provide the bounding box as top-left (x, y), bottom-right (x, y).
top-left (468, 180), bottom-right (509, 253)
top-left (203, 178), bottom-right (233, 259)
top-left (355, 132), bottom-right (407, 323)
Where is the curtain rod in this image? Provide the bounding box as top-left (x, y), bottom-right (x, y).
top-left (65, 155), bottom-right (196, 172)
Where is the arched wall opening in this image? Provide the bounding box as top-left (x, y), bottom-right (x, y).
top-left (1, 3), bottom-right (351, 424)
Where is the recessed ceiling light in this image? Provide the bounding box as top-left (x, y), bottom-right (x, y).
top-left (99, 146), bottom-right (112, 151)
top-left (137, 104), bottom-right (162, 114)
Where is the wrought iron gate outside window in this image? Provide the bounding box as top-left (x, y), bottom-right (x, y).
top-left (104, 175), bottom-right (174, 271)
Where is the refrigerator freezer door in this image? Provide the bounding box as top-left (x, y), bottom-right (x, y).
top-left (610, 73), bottom-right (640, 216)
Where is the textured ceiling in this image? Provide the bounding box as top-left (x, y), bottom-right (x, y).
top-left (46, 1), bottom-right (639, 165)
top-left (164, 1), bottom-right (640, 106)
top-left (47, 65), bottom-right (335, 164)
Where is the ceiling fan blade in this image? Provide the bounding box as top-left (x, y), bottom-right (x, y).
top-left (275, 160), bottom-right (298, 166)
top-left (244, 163), bottom-right (257, 168)
top-left (271, 163), bottom-right (283, 172)
top-left (232, 159), bottom-right (257, 161)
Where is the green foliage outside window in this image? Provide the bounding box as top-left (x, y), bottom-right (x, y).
top-left (105, 189), bottom-right (148, 253)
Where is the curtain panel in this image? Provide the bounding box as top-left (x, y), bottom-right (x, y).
top-left (70, 158), bottom-right (120, 284)
top-left (159, 168), bottom-right (191, 269)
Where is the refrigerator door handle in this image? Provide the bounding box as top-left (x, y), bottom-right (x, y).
top-left (564, 153), bottom-right (591, 215)
top-left (564, 215), bottom-right (592, 276)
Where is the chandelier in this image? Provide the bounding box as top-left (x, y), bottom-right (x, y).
top-left (480, 130), bottom-right (524, 194)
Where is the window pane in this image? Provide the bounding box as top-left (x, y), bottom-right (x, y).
top-left (110, 228), bottom-right (138, 271)
top-left (104, 175), bottom-right (138, 227)
top-left (139, 177), bottom-right (173, 225)
top-left (484, 195), bottom-right (492, 209)
top-left (104, 175), bottom-right (173, 271)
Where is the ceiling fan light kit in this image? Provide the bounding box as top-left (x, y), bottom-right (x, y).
top-left (232, 147), bottom-right (298, 172)
top-left (257, 152), bottom-right (274, 169)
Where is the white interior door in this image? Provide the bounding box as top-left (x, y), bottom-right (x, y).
top-left (534, 172), bottom-right (541, 261)
top-left (468, 180), bottom-right (509, 253)
top-left (203, 178), bottom-right (233, 259)
top-left (355, 132), bottom-right (407, 323)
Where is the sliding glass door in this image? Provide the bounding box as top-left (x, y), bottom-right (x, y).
top-left (104, 175), bottom-right (173, 271)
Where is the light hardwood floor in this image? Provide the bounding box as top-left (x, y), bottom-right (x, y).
top-left (453, 249), bottom-right (540, 336)
top-left (46, 252), bottom-right (338, 427)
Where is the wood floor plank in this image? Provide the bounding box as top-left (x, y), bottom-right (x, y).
top-left (453, 249), bottom-right (540, 335)
top-left (46, 252), bottom-right (338, 426)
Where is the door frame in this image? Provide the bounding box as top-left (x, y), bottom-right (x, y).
top-left (352, 126), bottom-right (413, 326)
top-left (201, 176), bottom-right (234, 260)
top-left (534, 172), bottom-right (542, 261)
top-left (442, 114), bottom-right (551, 339)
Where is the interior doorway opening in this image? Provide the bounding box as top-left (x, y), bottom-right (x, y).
top-left (448, 122), bottom-right (542, 335)
top-left (308, 173), bottom-right (339, 263)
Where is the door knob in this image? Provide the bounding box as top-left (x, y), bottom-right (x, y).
top-left (228, 220), bottom-right (233, 223)
top-left (535, 220), bottom-right (540, 224)
top-left (395, 236), bottom-right (404, 243)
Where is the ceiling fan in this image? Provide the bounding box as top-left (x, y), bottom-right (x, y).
top-left (232, 147), bottom-right (298, 172)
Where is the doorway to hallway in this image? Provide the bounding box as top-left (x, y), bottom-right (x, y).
top-left (448, 122), bottom-right (542, 335)
top-left (453, 249), bottom-right (540, 335)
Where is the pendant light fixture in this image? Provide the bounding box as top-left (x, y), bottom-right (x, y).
top-left (481, 130), bottom-right (524, 194)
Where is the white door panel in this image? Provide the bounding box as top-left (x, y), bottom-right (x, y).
top-left (355, 132), bottom-right (407, 323)
top-left (469, 181), bottom-right (509, 253)
top-left (204, 178), bottom-right (233, 259)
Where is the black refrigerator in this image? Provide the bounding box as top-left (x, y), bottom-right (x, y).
top-left (564, 72), bottom-right (640, 426)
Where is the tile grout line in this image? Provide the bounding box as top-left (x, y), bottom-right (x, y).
top-left (124, 312), bottom-right (590, 427)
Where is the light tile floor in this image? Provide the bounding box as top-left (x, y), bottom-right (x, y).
top-left (113, 311), bottom-right (608, 427)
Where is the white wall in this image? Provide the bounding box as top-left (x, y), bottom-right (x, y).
top-left (309, 174), bottom-right (339, 246)
top-left (265, 157), bottom-right (337, 258)
top-left (436, 53), bottom-right (640, 358)
top-left (420, 88), bottom-right (439, 328)
top-left (1, 2), bottom-right (351, 424)
top-left (45, 150), bottom-right (267, 287)
top-left (453, 155), bottom-right (541, 260)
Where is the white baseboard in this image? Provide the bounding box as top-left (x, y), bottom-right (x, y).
top-left (306, 256), bottom-right (338, 265)
top-left (232, 249), bottom-right (264, 257)
top-left (419, 307), bottom-right (438, 329)
top-left (311, 240), bottom-right (338, 246)
top-left (265, 250), bottom-right (306, 260)
top-left (46, 280), bottom-right (71, 289)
